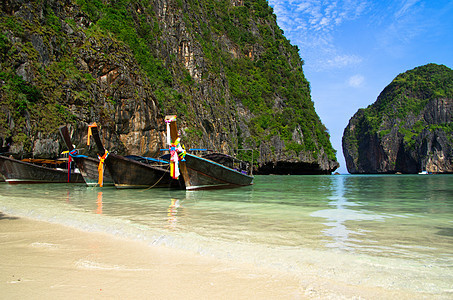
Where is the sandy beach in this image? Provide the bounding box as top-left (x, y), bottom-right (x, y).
top-left (0, 212), bottom-right (433, 299)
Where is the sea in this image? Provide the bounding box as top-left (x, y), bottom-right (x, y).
top-left (1, 175), bottom-right (452, 297)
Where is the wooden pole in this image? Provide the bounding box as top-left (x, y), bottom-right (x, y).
top-left (59, 126), bottom-right (74, 152)
top-left (59, 126), bottom-right (74, 183)
top-left (90, 125), bottom-right (107, 157)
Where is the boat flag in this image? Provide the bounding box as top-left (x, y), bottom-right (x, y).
top-left (87, 122), bottom-right (97, 146)
top-left (97, 150), bottom-right (109, 187)
top-left (165, 116), bottom-right (186, 179)
top-left (169, 138), bottom-right (186, 179)
top-left (67, 155), bottom-right (72, 183)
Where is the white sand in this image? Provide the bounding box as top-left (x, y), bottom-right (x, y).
top-left (0, 214), bottom-right (429, 299)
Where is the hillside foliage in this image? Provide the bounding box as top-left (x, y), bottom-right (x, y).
top-left (343, 63), bottom-right (453, 174)
top-left (349, 64), bottom-right (453, 143)
top-left (0, 0), bottom-right (337, 165)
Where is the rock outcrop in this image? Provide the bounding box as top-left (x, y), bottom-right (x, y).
top-left (0, 0), bottom-right (338, 174)
top-left (343, 64), bottom-right (453, 174)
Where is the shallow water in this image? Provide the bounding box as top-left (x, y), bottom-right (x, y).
top-left (1, 175), bottom-right (452, 296)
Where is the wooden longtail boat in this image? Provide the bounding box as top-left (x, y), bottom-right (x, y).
top-left (182, 153), bottom-right (254, 190)
top-left (0, 155), bottom-right (84, 184)
top-left (59, 126), bottom-right (114, 187)
top-left (165, 115), bottom-right (254, 190)
top-left (90, 124), bottom-right (182, 189)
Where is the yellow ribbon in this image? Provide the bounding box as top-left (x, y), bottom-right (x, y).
top-left (97, 150), bottom-right (109, 187)
top-left (87, 122), bottom-right (97, 146)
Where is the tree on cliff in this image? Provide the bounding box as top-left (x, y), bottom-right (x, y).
top-left (342, 63), bottom-right (453, 174)
top-left (0, 0), bottom-right (338, 174)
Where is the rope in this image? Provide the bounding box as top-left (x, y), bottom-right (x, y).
top-left (142, 164), bottom-right (172, 191)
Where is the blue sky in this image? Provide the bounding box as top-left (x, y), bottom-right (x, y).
top-left (267, 0), bottom-right (453, 173)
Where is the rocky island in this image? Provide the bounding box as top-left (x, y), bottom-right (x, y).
top-left (343, 63), bottom-right (453, 174)
top-left (0, 0), bottom-right (338, 174)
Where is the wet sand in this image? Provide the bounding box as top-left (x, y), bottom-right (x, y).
top-left (0, 212), bottom-right (430, 299)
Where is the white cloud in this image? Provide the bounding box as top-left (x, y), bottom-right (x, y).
top-left (348, 75), bottom-right (365, 88)
top-left (269, 0), bottom-right (370, 35)
top-left (372, 1), bottom-right (428, 58)
top-left (268, 0), bottom-right (370, 70)
top-left (395, 0), bottom-right (422, 19)
top-left (324, 54), bottom-right (363, 69)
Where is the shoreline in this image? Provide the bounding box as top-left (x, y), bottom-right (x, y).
top-left (0, 212), bottom-right (436, 299)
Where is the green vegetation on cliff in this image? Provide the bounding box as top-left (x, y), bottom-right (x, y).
top-left (76, 0), bottom-right (335, 160)
top-left (0, 11), bottom-right (81, 147)
top-left (343, 63), bottom-right (453, 174)
top-left (348, 64), bottom-right (453, 141)
top-left (1, 0), bottom-right (337, 170)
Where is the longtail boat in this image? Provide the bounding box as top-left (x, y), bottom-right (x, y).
top-left (89, 124), bottom-right (182, 189)
top-left (164, 115), bottom-right (254, 190)
top-left (59, 125), bottom-right (114, 187)
top-left (0, 155), bottom-right (84, 184)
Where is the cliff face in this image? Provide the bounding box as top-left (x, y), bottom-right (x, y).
top-left (0, 0), bottom-right (338, 174)
top-left (343, 64), bottom-right (453, 174)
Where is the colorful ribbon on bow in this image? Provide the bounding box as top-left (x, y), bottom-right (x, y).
top-left (169, 138), bottom-right (186, 179)
top-left (67, 154), bottom-right (72, 183)
top-left (68, 149), bottom-right (88, 158)
top-left (87, 122), bottom-right (97, 146)
top-left (63, 149), bottom-right (88, 183)
top-left (165, 116), bottom-right (186, 179)
top-left (97, 150), bottom-right (109, 187)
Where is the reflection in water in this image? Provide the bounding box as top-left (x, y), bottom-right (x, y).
top-left (96, 192), bottom-right (103, 215)
top-left (310, 176), bottom-right (388, 250)
top-left (310, 176), bottom-right (354, 249)
top-left (322, 176), bottom-right (352, 249)
top-left (1, 175), bottom-right (452, 288)
top-left (167, 198), bottom-right (181, 229)
top-left (1, 176), bottom-right (453, 297)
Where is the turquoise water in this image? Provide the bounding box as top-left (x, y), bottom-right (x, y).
top-left (1, 175), bottom-right (452, 296)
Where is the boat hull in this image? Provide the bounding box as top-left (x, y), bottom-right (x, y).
top-left (0, 155), bottom-right (85, 184)
top-left (183, 153), bottom-right (254, 190)
top-left (105, 154), bottom-right (182, 189)
top-left (72, 156), bottom-right (115, 187)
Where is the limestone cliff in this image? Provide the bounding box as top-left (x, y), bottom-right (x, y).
top-left (343, 64), bottom-right (453, 174)
top-left (0, 0), bottom-right (338, 174)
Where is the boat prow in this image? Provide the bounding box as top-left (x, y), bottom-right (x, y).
top-left (164, 115), bottom-right (254, 190)
top-left (59, 125), bottom-right (115, 187)
top-left (183, 153), bottom-right (253, 190)
top-left (89, 124), bottom-right (183, 189)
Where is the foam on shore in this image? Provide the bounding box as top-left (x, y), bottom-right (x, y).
top-left (0, 213), bottom-right (430, 299)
